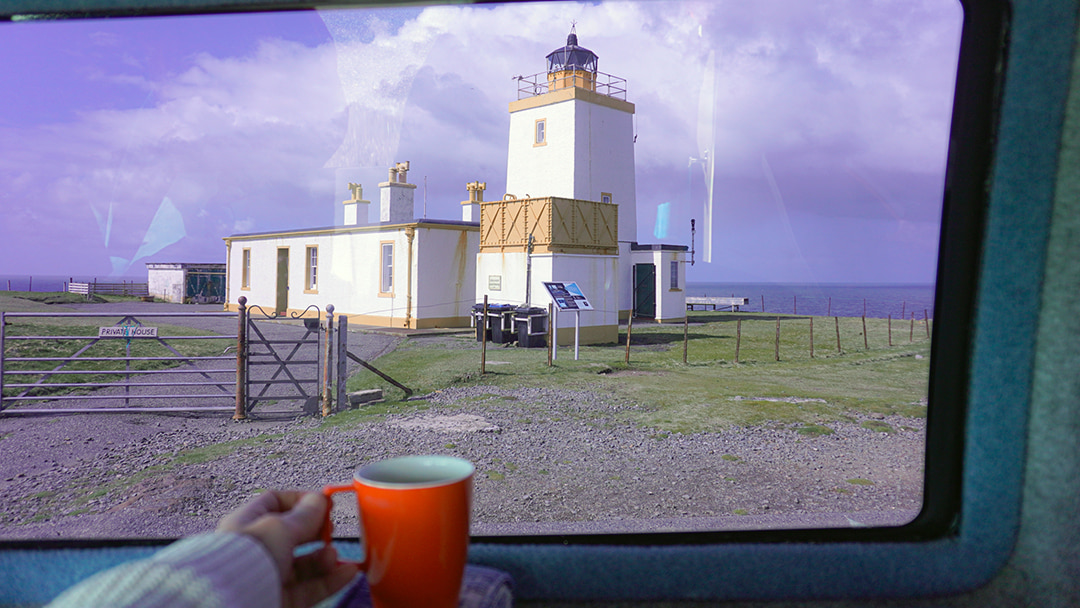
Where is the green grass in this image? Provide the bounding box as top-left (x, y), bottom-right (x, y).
top-left (796, 424), bottom-right (836, 437)
top-left (343, 313), bottom-right (931, 434)
top-left (173, 434), bottom-right (286, 465)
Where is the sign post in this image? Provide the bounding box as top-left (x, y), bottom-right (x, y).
top-left (543, 281), bottom-right (593, 362)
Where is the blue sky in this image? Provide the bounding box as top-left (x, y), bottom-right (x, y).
top-left (0, 0), bottom-right (962, 283)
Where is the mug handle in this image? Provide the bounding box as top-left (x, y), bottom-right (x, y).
top-left (322, 484), bottom-right (369, 569)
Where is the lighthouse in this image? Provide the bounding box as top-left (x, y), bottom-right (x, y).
top-left (504, 29), bottom-right (638, 243)
top-left (475, 28), bottom-right (687, 345)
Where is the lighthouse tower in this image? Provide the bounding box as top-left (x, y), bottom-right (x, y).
top-left (476, 28), bottom-right (661, 345)
top-left (505, 30), bottom-right (638, 242)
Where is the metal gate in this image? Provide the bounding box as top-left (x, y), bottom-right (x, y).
top-left (1, 298), bottom-right (353, 418)
top-left (241, 299), bottom-right (323, 416)
top-left (0, 309), bottom-right (238, 415)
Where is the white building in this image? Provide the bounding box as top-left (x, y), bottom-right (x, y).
top-left (223, 164), bottom-right (479, 329)
top-left (476, 30), bottom-right (687, 344)
top-left (146, 262), bottom-right (226, 304)
top-left (223, 30), bottom-right (686, 339)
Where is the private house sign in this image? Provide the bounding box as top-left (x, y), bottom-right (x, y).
top-left (98, 326), bottom-right (158, 338)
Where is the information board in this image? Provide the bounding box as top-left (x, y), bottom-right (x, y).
top-left (543, 281), bottom-right (593, 311)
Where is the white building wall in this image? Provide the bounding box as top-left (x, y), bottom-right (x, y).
top-left (506, 98), bottom-right (636, 243)
top-left (414, 226), bottom-right (479, 324)
top-left (574, 102), bottom-right (637, 241)
top-left (628, 248), bottom-right (686, 323)
top-left (476, 250), bottom-right (618, 344)
top-left (147, 265), bottom-right (185, 303)
top-left (654, 249), bottom-right (686, 323)
top-left (476, 251), bottom-right (530, 307)
top-left (506, 101), bottom-right (577, 199)
top-left (225, 224), bottom-right (477, 328)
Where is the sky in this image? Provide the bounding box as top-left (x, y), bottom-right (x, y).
top-left (0, 0), bottom-right (962, 284)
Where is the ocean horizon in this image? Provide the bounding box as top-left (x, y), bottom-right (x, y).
top-left (0, 274), bottom-right (146, 294)
top-left (686, 282), bottom-right (935, 319)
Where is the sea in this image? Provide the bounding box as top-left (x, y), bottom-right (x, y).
top-left (686, 283), bottom-right (935, 320)
top-left (0, 275), bottom-right (146, 294)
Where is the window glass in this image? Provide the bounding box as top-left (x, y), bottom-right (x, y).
top-left (306, 246), bottom-right (318, 291)
top-left (381, 243), bottom-right (394, 294)
top-left (0, 0), bottom-right (961, 540)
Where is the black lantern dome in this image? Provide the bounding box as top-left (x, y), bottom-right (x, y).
top-left (546, 29), bottom-right (598, 74)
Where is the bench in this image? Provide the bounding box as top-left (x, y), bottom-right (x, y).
top-left (686, 296), bottom-right (750, 312)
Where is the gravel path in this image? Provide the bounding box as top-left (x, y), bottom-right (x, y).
top-left (0, 379), bottom-right (924, 539)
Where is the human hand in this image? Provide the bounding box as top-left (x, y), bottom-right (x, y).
top-left (218, 491), bottom-right (359, 608)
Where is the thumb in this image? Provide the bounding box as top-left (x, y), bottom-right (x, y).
top-left (279, 492), bottom-right (330, 546)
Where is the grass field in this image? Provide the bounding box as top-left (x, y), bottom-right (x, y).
top-left (1, 292), bottom-right (227, 400)
top-left (346, 311), bottom-right (931, 434)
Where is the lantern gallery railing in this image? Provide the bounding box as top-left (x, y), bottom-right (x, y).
top-left (514, 70), bottom-right (627, 100)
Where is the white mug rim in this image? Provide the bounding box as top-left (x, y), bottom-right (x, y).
top-left (354, 455), bottom-right (474, 490)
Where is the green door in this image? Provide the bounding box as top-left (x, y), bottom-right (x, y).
top-left (276, 248), bottom-right (289, 314)
top-left (633, 263), bottom-right (656, 319)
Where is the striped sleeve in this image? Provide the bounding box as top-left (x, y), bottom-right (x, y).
top-left (46, 532), bottom-right (281, 608)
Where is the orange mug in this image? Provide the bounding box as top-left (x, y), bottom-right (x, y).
top-left (323, 455), bottom-right (474, 608)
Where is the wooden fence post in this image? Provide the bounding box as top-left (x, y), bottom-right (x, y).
top-left (322, 305), bottom-right (334, 417)
top-left (925, 309), bottom-right (931, 339)
top-left (888, 314), bottom-right (893, 347)
top-left (625, 314), bottom-right (633, 365)
top-left (910, 312), bottom-right (915, 343)
top-left (336, 315), bottom-right (348, 412)
top-left (481, 295), bottom-right (488, 374)
top-left (809, 316), bottom-right (814, 358)
top-left (547, 303), bottom-right (553, 367)
top-left (234, 296), bottom-right (248, 420)
top-left (775, 317), bottom-right (781, 361)
top-left (735, 319), bottom-right (742, 363)
top-left (862, 316), bottom-right (869, 350)
top-left (682, 314), bottom-right (689, 364)
top-left (835, 316), bottom-right (841, 353)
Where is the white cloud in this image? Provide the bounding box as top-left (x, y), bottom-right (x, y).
top-left (0, 0), bottom-right (961, 280)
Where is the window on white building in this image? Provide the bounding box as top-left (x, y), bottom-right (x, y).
top-left (534, 118), bottom-right (546, 146)
top-left (670, 260), bottom-right (679, 290)
top-left (305, 246), bottom-right (318, 292)
top-left (241, 248), bottom-right (251, 289)
top-left (380, 242), bottom-right (394, 294)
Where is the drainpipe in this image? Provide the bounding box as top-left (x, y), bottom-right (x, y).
top-left (405, 226), bottom-right (415, 328)
top-left (525, 234), bottom-right (534, 306)
top-left (224, 239), bottom-right (232, 311)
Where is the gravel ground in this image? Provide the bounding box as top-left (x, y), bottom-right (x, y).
top-left (0, 380), bottom-right (924, 540)
top-left (1, 306), bottom-right (925, 539)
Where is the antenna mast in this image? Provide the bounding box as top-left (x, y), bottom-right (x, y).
top-left (690, 219), bottom-right (696, 266)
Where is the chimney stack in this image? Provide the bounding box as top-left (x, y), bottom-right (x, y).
top-left (461, 181), bottom-right (486, 222)
top-left (379, 161), bottom-right (416, 224)
top-left (342, 182), bottom-right (371, 226)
